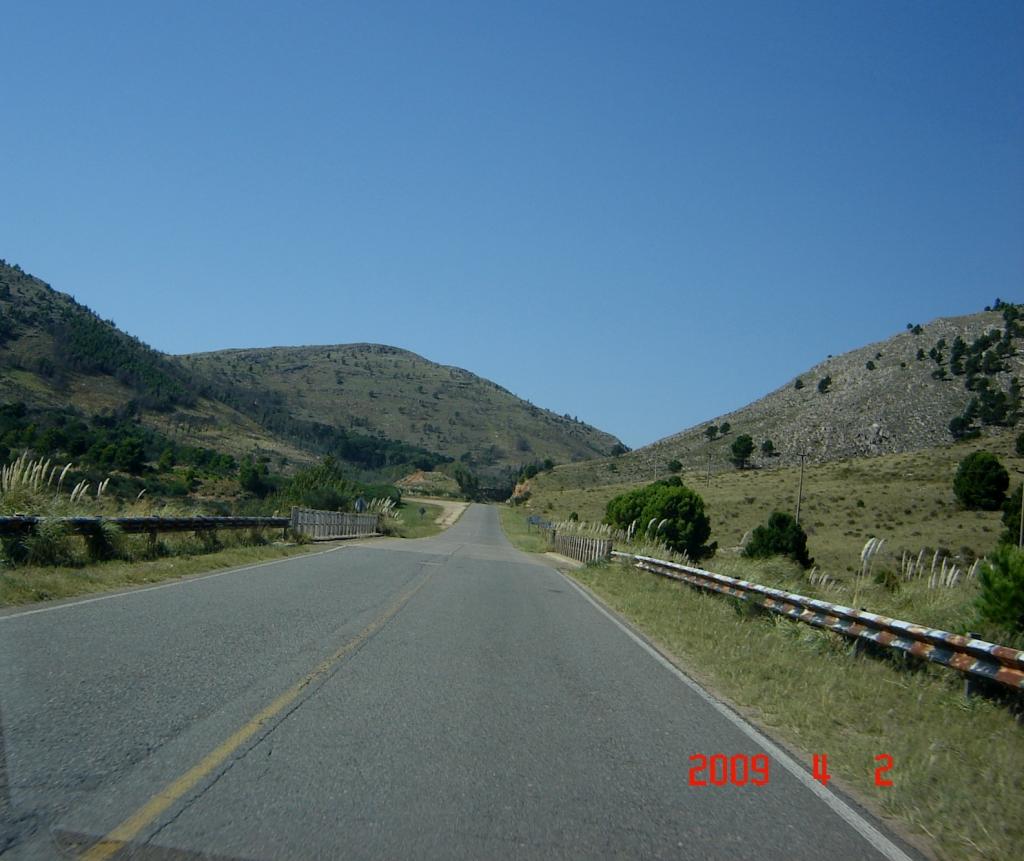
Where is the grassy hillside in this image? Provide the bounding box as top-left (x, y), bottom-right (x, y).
top-left (181, 343), bottom-right (623, 473)
top-left (1, 259), bottom-right (620, 489)
top-left (0, 260), bottom-right (313, 468)
top-left (520, 427), bottom-right (1021, 614)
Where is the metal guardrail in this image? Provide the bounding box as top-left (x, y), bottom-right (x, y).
top-left (0, 515), bottom-right (288, 536)
top-left (612, 550), bottom-right (1024, 693)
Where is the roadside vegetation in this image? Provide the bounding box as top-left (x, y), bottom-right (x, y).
top-left (0, 450), bottom-right (458, 606)
top-left (388, 500), bottom-right (446, 539)
top-left (565, 558), bottom-right (1023, 861)
top-left (519, 428), bottom-right (1024, 633)
top-left (499, 441), bottom-right (1024, 860)
top-left (0, 540), bottom-right (314, 608)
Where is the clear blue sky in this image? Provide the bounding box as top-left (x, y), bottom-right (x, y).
top-left (3, 1), bottom-right (1022, 449)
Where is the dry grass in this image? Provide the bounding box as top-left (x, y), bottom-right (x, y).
top-left (498, 505), bottom-right (553, 553)
top-left (390, 501), bottom-right (447, 539)
top-left (520, 431), bottom-right (1023, 637)
top-left (0, 539), bottom-right (314, 607)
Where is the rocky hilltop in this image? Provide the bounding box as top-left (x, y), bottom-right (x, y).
top-left (561, 305), bottom-right (1021, 487)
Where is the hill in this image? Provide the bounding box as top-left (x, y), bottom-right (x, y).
top-left (545, 305), bottom-right (1022, 490)
top-left (180, 344), bottom-right (622, 473)
top-left (0, 259), bottom-right (317, 469)
top-left (0, 259), bottom-right (622, 485)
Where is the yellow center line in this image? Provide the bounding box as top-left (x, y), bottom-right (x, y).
top-left (82, 574), bottom-right (431, 861)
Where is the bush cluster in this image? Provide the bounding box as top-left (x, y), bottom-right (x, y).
top-left (605, 480), bottom-right (715, 560)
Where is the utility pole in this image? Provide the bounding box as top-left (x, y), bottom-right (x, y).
top-left (795, 453), bottom-right (807, 525)
top-left (1013, 470), bottom-right (1024, 548)
top-left (1017, 481), bottom-right (1024, 548)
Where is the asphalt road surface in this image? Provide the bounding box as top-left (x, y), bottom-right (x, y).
top-left (0, 505), bottom-right (924, 860)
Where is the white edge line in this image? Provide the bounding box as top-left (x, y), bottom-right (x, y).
top-left (558, 571), bottom-right (917, 861)
top-left (0, 545), bottom-right (349, 621)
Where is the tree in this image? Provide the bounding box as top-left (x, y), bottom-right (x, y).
top-left (817, 375), bottom-right (832, 394)
top-left (452, 464), bottom-right (480, 500)
top-left (605, 481), bottom-right (715, 560)
top-left (719, 422), bottom-right (731, 435)
top-left (609, 443), bottom-right (629, 457)
top-left (157, 448), bottom-right (176, 472)
top-left (239, 456), bottom-right (272, 498)
top-left (865, 360), bottom-right (875, 371)
top-left (114, 437), bottom-right (146, 474)
top-left (744, 512), bottom-right (813, 568)
top-left (1000, 485), bottom-right (1023, 546)
top-left (949, 415), bottom-right (978, 441)
top-left (761, 440), bottom-right (776, 458)
top-left (976, 544), bottom-right (1024, 634)
top-left (953, 451), bottom-right (1009, 510)
top-left (730, 434), bottom-right (754, 469)
top-left (704, 425), bottom-right (719, 441)
top-left (666, 459), bottom-right (682, 473)
top-left (793, 378), bottom-right (805, 390)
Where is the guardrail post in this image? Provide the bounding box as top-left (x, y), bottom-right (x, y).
top-left (963, 632), bottom-right (982, 699)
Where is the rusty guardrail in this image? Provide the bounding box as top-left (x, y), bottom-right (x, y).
top-left (612, 550), bottom-right (1024, 693)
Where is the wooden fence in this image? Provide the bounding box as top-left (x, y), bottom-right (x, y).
top-left (552, 532), bottom-right (613, 564)
top-left (289, 507), bottom-right (381, 540)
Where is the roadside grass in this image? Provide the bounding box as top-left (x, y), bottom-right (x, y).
top-left (0, 535), bottom-right (316, 607)
top-left (390, 501), bottom-right (446, 539)
top-left (498, 505), bottom-right (552, 553)
top-left (520, 433), bottom-right (1021, 632)
top-left (568, 560), bottom-right (1024, 861)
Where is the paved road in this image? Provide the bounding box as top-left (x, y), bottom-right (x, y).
top-left (0, 505), bottom-right (923, 859)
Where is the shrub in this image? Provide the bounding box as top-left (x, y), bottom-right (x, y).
top-left (1016, 432), bottom-right (1024, 457)
top-left (666, 459), bottom-right (682, 473)
top-left (817, 375), bottom-right (832, 394)
top-left (743, 512), bottom-right (813, 568)
top-left (949, 414), bottom-right (979, 441)
top-left (605, 481), bottom-right (715, 560)
top-left (793, 378), bottom-right (804, 390)
top-left (976, 544), bottom-right (1024, 634)
top-left (953, 451), bottom-right (1009, 510)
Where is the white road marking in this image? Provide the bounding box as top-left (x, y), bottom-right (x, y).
top-left (559, 572), bottom-right (917, 861)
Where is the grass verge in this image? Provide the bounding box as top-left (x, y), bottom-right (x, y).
top-left (564, 560), bottom-right (1023, 861)
top-left (390, 501), bottom-right (446, 539)
top-left (498, 504), bottom-right (551, 553)
top-left (0, 540), bottom-right (318, 608)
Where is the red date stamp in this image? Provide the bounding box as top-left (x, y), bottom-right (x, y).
top-left (688, 753), bottom-right (770, 786)
top-left (688, 753), bottom-right (895, 787)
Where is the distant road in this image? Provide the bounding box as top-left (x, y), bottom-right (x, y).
top-left (0, 505), bottom-right (923, 859)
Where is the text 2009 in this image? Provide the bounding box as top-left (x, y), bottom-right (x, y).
top-left (688, 753), bottom-right (770, 787)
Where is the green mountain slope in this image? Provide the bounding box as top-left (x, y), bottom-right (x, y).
top-left (181, 344), bottom-right (623, 473)
top-left (0, 260), bottom-right (623, 479)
